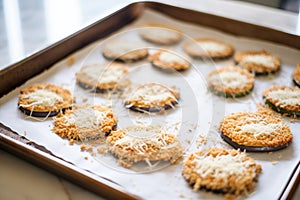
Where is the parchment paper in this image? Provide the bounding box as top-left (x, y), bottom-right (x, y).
top-left (1, 9), bottom-right (300, 199)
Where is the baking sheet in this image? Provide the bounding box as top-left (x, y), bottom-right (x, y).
top-left (0, 9), bottom-right (300, 199)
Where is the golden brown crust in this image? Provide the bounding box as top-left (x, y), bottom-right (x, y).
top-left (183, 38), bottom-right (234, 59)
top-left (102, 40), bottom-right (148, 62)
top-left (124, 83), bottom-right (179, 112)
top-left (219, 112), bottom-right (293, 147)
top-left (207, 66), bottom-right (254, 97)
top-left (263, 85), bottom-right (300, 114)
top-left (293, 64), bottom-right (300, 86)
top-left (18, 83), bottom-right (73, 113)
top-left (106, 126), bottom-right (183, 168)
top-left (139, 23), bottom-right (182, 45)
top-left (234, 50), bottom-right (280, 75)
top-left (76, 63), bottom-right (128, 91)
top-left (182, 148), bottom-right (261, 198)
top-left (52, 104), bottom-right (117, 144)
top-left (150, 50), bottom-right (190, 71)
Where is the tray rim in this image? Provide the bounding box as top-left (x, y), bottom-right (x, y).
top-left (0, 1), bottom-right (299, 199)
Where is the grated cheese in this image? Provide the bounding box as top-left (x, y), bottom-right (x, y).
top-left (114, 127), bottom-right (177, 154)
top-left (266, 88), bottom-right (300, 106)
top-left (126, 84), bottom-right (177, 103)
top-left (239, 122), bottom-right (283, 137)
top-left (241, 55), bottom-right (275, 68)
top-left (158, 51), bottom-right (185, 64)
top-left (82, 64), bottom-right (125, 83)
top-left (209, 71), bottom-right (249, 89)
top-left (189, 41), bottom-right (227, 53)
top-left (65, 107), bottom-right (107, 128)
top-left (194, 153), bottom-right (253, 179)
top-left (22, 89), bottom-right (63, 107)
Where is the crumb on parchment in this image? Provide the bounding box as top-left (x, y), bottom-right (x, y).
top-left (97, 146), bottom-right (107, 154)
top-left (196, 133), bottom-right (207, 147)
top-left (67, 56), bottom-right (75, 66)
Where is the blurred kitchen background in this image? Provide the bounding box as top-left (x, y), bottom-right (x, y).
top-left (0, 0), bottom-right (299, 70)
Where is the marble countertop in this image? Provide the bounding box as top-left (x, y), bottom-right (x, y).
top-left (0, 0), bottom-right (299, 199)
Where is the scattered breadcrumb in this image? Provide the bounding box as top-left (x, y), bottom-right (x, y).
top-left (80, 144), bottom-right (87, 151)
top-left (196, 133), bottom-right (207, 147)
top-left (271, 160), bottom-right (278, 165)
top-left (178, 192), bottom-right (184, 198)
top-left (278, 154), bottom-right (282, 159)
top-left (67, 56), bottom-right (75, 66)
top-left (24, 130), bottom-right (27, 136)
top-left (84, 156), bottom-right (88, 160)
top-left (82, 97), bottom-right (88, 103)
top-left (97, 146), bottom-right (107, 154)
top-left (80, 144), bottom-right (94, 153)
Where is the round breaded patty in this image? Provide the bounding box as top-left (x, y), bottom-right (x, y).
top-left (182, 148), bottom-right (261, 198)
top-left (263, 85), bottom-right (300, 117)
top-left (76, 63), bottom-right (128, 93)
top-left (207, 66), bottom-right (254, 98)
top-left (18, 83), bottom-right (73, 117)
top-left (150, 50), bottom-right (190, 72)
top-left (102, 40), bottom-right (148, 63)
top-left (124, 82), bottom-right (179, 113)
top-left (183, 38), bottom-right (234, 59)
top-left (234, 50), bottom-right (280, 75)
top-left (52, 104), bottom-right (117, 143)
top-left (139, 23), bottom-right (182, 45)
top-left (106, 126), bottom-right (183, 168)
top-left (219, 112), bottom-right (293, 151)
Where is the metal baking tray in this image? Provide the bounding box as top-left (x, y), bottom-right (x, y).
top-left (0, 1), bottom-right (299, 199)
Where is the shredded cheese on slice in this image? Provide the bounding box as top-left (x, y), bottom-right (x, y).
top-left (241, 55), bottom-right (275, 68)
top-left (114, 127), bottom-right (176, 154)
top-left (240, 122), bottom-right (283, 137)
top-left (189, 41), bottom-right (227, 53)
top-left (209, 71), bottom-right (249, 89)
top-left (127, 84), bottom-right (176, 103)
top-left (158, 51), bottom-right (185, 64)
top-left (267, 88), bottom-right (300, 106)
top-left (22, 89), bottom-right (63, 107)
top-left (194, 153), bottom-right (253, 179)
top-left (82, 65), bottom-right (125, 83)
top-left (65, 107), bottom-right (107, 128)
